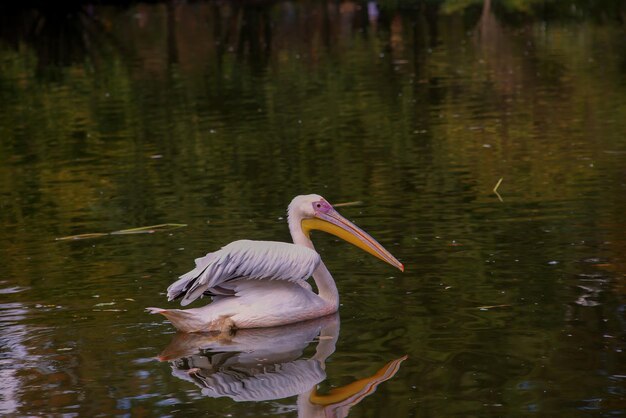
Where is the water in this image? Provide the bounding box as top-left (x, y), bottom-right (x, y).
top-left (1, 1), bottom-right (625, 416)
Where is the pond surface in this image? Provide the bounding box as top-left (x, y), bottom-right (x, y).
top-left (1, 1), bottom-right (625, 416)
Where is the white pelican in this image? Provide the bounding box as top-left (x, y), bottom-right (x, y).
top-left (147, 194), bottom-right (403, 332)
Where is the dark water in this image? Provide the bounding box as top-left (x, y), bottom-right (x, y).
top-left (1, 1), bottom-right (625, 416)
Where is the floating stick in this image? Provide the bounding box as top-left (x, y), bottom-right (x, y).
top-left (477, 304), bottom-right (511, 310)
top-left (111, 224), bottom-right (187, 235)
top-left (493, 177), bottom-right (504, 202)
top-left (55, 233), bottom-right (109, 241)
top-left (333, 201), bottom-right (363, 208)
top-left (56, 223), bottom-right (187, 241)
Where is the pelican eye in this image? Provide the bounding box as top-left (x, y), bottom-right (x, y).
top-left (312, 200), bottom-right (331, 213)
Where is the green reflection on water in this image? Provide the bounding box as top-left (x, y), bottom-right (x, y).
top-left (0, 1), bottom-right (625, 416)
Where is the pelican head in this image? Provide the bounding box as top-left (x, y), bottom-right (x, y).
top-left (288, 194), bottom-right (404, 272)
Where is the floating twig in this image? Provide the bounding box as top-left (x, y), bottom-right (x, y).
top-left (493, 177), bottom-right (504, 202)
top-left (333, 200), bottom-right (363, 208)
top-left (56, 223), bottom-right (187, 241)
top-left (55, 233), bottom-right (109, 241)
top-left (477, 304), bottom-right (511, 310)
top-left (111, 223), bottom-right (187, 235)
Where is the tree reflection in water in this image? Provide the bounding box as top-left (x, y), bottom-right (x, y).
top-left (1, 1), bottom-right (625, 416)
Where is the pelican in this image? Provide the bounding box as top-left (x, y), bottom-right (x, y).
top-left (147, 194), bottom-right (403, 332)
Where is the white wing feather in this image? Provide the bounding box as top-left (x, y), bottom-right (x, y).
top-left (167, 240), bottom-right (321, 306)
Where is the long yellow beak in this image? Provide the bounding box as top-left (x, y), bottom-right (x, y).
top-left (301, 205), bottom-right (404, 272)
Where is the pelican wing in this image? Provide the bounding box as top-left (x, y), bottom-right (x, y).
top-left (167, 240), bottom-right (321, 306)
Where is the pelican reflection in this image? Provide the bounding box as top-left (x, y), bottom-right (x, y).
top-left (157, 314), bottom-right (406, 417)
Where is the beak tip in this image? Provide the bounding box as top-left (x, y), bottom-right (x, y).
top-left (399, 263), bottom-right (405, 272)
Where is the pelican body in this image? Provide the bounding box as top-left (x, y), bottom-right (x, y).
top-left (148, 194), bottom-right (403, 332)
